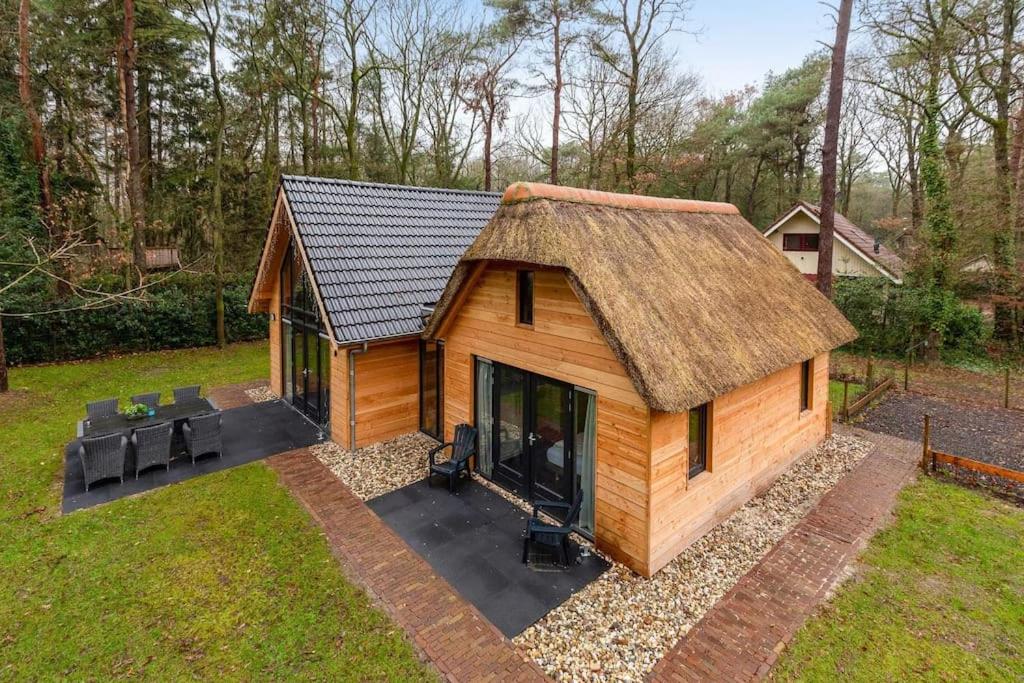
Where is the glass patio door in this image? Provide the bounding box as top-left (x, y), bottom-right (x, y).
top-left (281, 244), bottom-right (330, 427)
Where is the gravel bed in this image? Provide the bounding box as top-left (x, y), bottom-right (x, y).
top-left (857, 392), bottom-right (1024, 473)
top-left (243, 385), bottom-right (278, 403)
top-left (514, 433), bottom-right (873, 681)
top-left (312, 433), bottom-right (439, 500)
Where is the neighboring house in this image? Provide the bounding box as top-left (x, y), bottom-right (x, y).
top-left (961, 254), bottom-right (994, 274)
top-left (247, 176), bottom-right (501, 447)
top-left (764, 201), bottom-right (905, 284)
top-left (423, 183), bottom-right (857, 576)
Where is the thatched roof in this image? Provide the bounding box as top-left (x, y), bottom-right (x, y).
top-left (425, 182), bottom-right (857, 413)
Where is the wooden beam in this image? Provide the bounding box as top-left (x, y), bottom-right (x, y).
top-left (433, 261), bottom-right (488, 340)
top-left (931, 450), bottom-right (1024, 484)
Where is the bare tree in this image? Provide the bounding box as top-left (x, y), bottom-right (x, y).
top-left (817, 0), bottom-right (854, 298)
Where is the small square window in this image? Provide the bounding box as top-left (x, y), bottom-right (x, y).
top-left (517, 271), bottom-right (534, 326)
top-left (783, 234), bottom-right (819, 251)
top-left (800, 359), bottom-right (813, 412)
top-left (688, 402), bottom-right (709, 478)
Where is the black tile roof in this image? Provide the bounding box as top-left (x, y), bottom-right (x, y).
top-left (282, 175), bottom-right (501, 343)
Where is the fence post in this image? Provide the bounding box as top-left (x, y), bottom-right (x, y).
top-left (825, 400), bottom-right (833, 436)
top-left (1005, 368), bottom-right (1010, 410)
top-left (903, 352), bottom-right (910, 391)
top-left (866, 356), bottom-right (875, 390)
top-left (842, 379), bottom-right (849, 421)
top-left (920, 414), bottom-right (931, 474)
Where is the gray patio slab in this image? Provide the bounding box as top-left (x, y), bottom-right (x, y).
top-left (63, 400), bottom-right (326, 513)
top-left (367, 478), bottom-right (610, 637)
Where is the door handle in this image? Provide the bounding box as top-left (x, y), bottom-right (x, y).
top-left (302, 368), bottom-right (309, 377)
top-left (527, 433), bottom-right (538, 445)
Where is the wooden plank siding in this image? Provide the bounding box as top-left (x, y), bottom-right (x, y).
top-left (646, 353), bottom-right (830, 574)
top-left (438, 264), bottom-right (653, 575)
top-left (331, 338), bottom-right (421, 449)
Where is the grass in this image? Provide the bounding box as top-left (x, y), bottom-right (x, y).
top-left (0, 342), bottom-right (433, 680)
top-left (774, 477), bottom-right (1024, 681)
top-left (828, 379), bottom-right (864, 410)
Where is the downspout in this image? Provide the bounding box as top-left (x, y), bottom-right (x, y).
top-left (348, 342), bottom-right (369, 451)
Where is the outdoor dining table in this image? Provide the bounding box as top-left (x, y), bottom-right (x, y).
top-left (81, 398), bottom-right (215, 439)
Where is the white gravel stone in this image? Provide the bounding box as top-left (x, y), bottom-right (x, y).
top-left (243, 385), bottom-right (277, 403)
top-left (513, 433), bottom-right (873, 682)
top-left (312, 432), bottom-right (440, 500)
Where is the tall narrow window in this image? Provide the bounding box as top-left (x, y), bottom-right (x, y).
top-left (420, 341), bottom-right (444, 439)
top-left (688, 403), bottom-right (709, 479)
top-left (574, 389), bottom-right (597, 535)
top-left (517, 270), bottom-right (534, 325)
top-left (800, 359), bottom-right (813, 412)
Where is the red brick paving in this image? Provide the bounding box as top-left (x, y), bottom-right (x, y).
top-left (267, 448), bottom-right (549, 682)
top-left (648, 427), bottom-right (921, 682)
top-left (207, 380), bottom-right (268, 410)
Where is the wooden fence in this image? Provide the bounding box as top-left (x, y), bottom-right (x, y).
top-left (920, 415), bottom-right (1024, 497)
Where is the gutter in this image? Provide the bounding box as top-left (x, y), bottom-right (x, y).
top-left (347, 342), bottom-right (369, 451)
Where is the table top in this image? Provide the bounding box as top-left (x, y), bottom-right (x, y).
top-left (82, 399), bottom-right (215, 437)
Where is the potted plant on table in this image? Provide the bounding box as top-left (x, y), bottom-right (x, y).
top-left (124, 403), bottom-right (154, 421)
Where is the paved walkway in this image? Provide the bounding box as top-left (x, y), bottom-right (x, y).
top-left (649, 428), bottom-right (921, 682)
top-left (208, 380), bottom-right (268, 410)
top-left (267, 449), bottom-right (549, 683)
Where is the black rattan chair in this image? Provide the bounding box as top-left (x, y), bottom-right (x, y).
top-left (131, 421), bottom-right (174, 478)
top-left (182, 411), bottom-right (223, 464)
top-left (78, 433), bottom-right (128, 491)
top-left (427, 423), bottom-right (477, 493)
top-left (86, 398), bottom-right (119, 420)
top-left (130, 392), bottom-right (160, 410)
top-left (173, 385), bottom-right (201, 403)
top-left (522, 490), bottom-right (584, 567)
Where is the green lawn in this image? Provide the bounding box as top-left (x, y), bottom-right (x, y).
top-left (0, 342), bottom-right (433, 680)
top-left (774, 477), bottom-right (1024, 681)
top-left (829, 379), bottom-right (864, 411)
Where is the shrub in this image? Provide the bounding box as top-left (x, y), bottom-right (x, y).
top-left (833, 277), bottom-right (988, 357)
top-left (3, 275), bottom-right (268, 365)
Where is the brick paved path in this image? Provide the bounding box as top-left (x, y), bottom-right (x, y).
top-left (649, 428), bottom-right (920, 682)
top-left (207, 380), bottom-right (268, 410)
top-left (267, 449), bottom-right (549, 682)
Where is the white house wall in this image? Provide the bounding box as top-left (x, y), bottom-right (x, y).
top-left (767, 212), bottom-right (879, 278)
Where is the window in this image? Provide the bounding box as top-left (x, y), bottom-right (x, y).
top-left (420, 341), bottom-right (444, 438)
top-left (517, 270), bottom-right (534, 325)
top-left (688, 403), bottom-right (710, 479)
top-left (800, 359), bottom-right (813, 412)
top-left (783, 233), bottom-right (819, 251)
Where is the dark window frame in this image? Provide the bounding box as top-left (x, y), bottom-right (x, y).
top-left (688, 402), bottom-right (710, 479)
top-left (800, 359), bottom-right (813, 412)
top-left (517, 270), bottom-right (534, 326)
top-left (419, 340), bottom-right (444, 439)
top-left (783, 233), bottom-right (820, 252)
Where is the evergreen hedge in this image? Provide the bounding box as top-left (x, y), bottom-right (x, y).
top-left (3, 276), bottom-right (268, 365)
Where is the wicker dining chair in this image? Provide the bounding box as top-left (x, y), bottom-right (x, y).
top-left (131, 421), bottom-right (174, 478)
top-left (86, 398), bottom-right (119, 420)
top-left (130, 392), bottom-right (160, 410)
top-left (78, 433), bottom-right (128, 491)
top-left (173, 385), bottom-right (201, 403)
top-left (182, 411), bottom-right (223, 464)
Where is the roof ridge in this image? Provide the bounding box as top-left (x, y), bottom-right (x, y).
top-left (501, 182), bottom-right (740, 215)
top-left (281, 174), bottom-right (501, 197)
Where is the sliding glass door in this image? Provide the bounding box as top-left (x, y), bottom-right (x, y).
top-left (474, 357), bottom-right (595, 533)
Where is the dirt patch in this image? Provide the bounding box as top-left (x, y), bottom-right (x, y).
top-left (207, 380), bottom-right (269, 410)
top-left (832, 352), bottom-right (1022, 411)
top-left (0, 388), bottom-right (32, 419)
top-left (857, 392), bottom-right (1024, 473)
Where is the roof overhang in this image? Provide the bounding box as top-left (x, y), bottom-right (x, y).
top-left (764, 204), bottom-right (903, 285)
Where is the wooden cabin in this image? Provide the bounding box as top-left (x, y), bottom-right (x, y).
top-left (247, 176), bottom-right (500, 447)
top-left (764, 201), bottom-right (905, 284)
top-left (424, 183), bottom-right (857, 576)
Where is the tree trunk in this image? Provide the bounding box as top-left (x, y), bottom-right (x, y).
top-left (139, 65), bottom-right (152, 194)
top-left (550, 8), bottom-right (562, 185)
top-left (17, 0), bottom-right (53, 220)
top-left (0, 314), bottom-right (8, 393)
top-left (483, 104), bottom-right (495, 191)
top-left (625, 58), bottom-right (638, 191)
top-left (117, 0), bottom-right (148, 279)
top-left (816, 0), bottom-right (853, 299)
top-left (206, 7), bottom-right (227, 348)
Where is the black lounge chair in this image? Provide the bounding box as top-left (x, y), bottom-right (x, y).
top-left (522, 490), bottom-right (584, 568)
top-left (427, 423), bottom-right (477, 492)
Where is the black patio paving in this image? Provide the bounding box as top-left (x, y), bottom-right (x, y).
top-left (367, 478), bottom-right (610, 638)
top-left (63, 400), bottom-right (325, 513)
